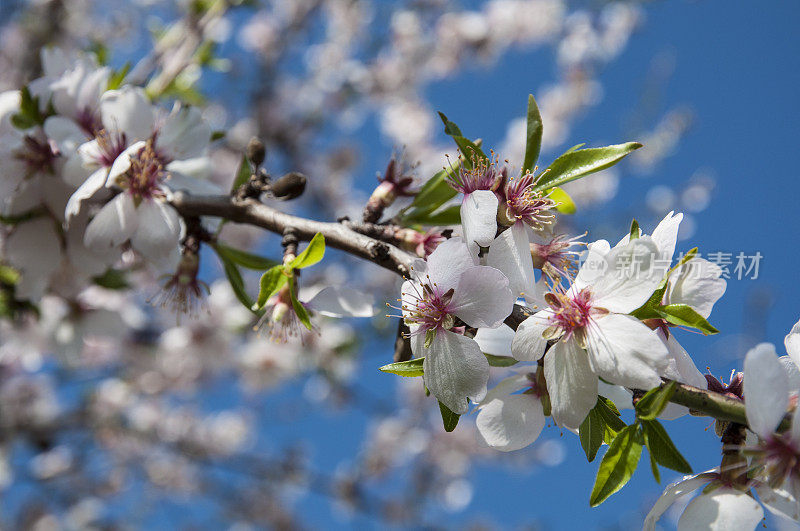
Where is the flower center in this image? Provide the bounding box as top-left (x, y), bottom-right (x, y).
top-left (123, 140), bottom-right (166, 199)
top-left (762, 434), bottom-right (800, 486)
top-left (15, 135), bottom-right (58, 174)
top-left (545, 288), bottom-right (602, 346)
top-left (504, 173), bottom-right (556, 228)
top-left (93, 128), bottom-right (128, 168)
top-left (403, 283), bottom-right (456, 333)
top-left (446, 157), bottom-right (500, 195)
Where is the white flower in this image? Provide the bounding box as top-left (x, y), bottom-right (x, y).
top-left (401, 238), bottom-right (515, 414)
top-left (475, 370), bottom-right (546, 451)
top-left (486, 222), bottom-right (544, 305)
top-left (445, 159), bottom-right (501, 252)
top-left (511, 237), bottom-right (669, 428)
top-left (644, 470), bottom-right (764, 531)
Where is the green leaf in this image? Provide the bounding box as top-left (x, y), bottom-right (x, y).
top-left (595, 397), bottom-right (627, 442)
top-left (590, 424), bottom-right (643, 507)
top-left (379, 358), bottom-right (425, 377)
top-left (522, 94), bottom-right (543, 174)
top-left (563, 143), bottom-right (586, 154)
top-left (230, 154), bottom-right (252, 193)
top-left (629, 219), bottom-right (640, 240)
top-left (0, 265), bottom-right (20, 286)
top-left (289, 233), bottom-right (326, 270)
top-left (549, 187), bottom-right (576, 215)
top-left (579, 407), bottom-right (606, 462)
top-left (656, 304), bottom-right (719, 335)
top-left (533, 142), bottom-right (642, 193)
top-left (210, 130), bottom-right (226, 141)
top-left (438, 112), bottom-right (487, 170)
top-left (213, 243), bottom-right (279, 270)
top-left (222, 257), bottom-right (257, 313)
top-left (484, 353), bottom-right (519, 367)
top-left (403, 204), bottom-right (461, 226)
top-left (648, 448), bottom-right (661, 483)
top-left (107, 62), bottom-right (131, 91)
top-left (11, 86), bottom-right (44, 129)
top-left (438, 400), bottom-right (460, 432)
top-left (641, 419), bottom-right (692, 474)
top-left (92, 269), bottom-right (129, 290)
top-left (409, 163), bottom-right (460, 212)
top-left (635, 381), bottom-right (677, 421)
top-left (255, 265), bottom-right (288, 309)
top-left (288, 277), bottom-right (312, 330)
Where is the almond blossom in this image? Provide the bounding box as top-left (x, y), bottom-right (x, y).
top-left (445, 158), bottom-right (501, 251)
top-left (511, 237), bottom-right (669, 428)
top-left (401, 238), bottom-right (515, 414)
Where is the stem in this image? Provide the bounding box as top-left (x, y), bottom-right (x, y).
top-left (170, 192), bottom-right (786, 431)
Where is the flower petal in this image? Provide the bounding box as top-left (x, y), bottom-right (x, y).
top-left (650, 210), bottom-right (682, 262)
top-left (669, 257), bottom-right (727, 319)
top-left (130, 199), bottom-right (182, 269)
top-left (785, 317), bottom-right (800, 370)
top-left (573, 239), bottom-right (611, 290)
top-left (421, 330), bottom-right (490, 415)
top-left (662, 333), bottom-right (708, 389)
top-left (65, 167), bottom-right (109, 221)
top-left (588, 237), bottom-right (664, 314)
top-left (643, 471), bottom-right (719, 531)
top-left (586, 313), bottom-right (668, 390)
top-left (544, 339), bottom-right (598, 429)
top-left (461, 190), bottom-right (498, 251)
top-left (476, 393), bottom-right (545, 451)
top-left (743, 342), bottom-right (789, 439)
top-left (678, 488), bottom-right (763, 531)
top-left (487, 221), bottom-right (536, 301)
top-left (424, 237), bottom-right (475, 292)
top-left (84, 193), bottom-right (138, 250)
top-left (101, 86), bottom-right (154, 140)
top-left (306, 286), bottom-right (376, 318)
top-left (474, 326), bottom-right (515, 357)
top-left (450, 265), bottom-right (514, 328)
top-left (510, 310), bottom-right (553, 362)
top-left (755, 477), bottom-right (800, 522)
top-left (4, 218), bottom-right (62, 300)
top-left (44, 115), bottom-right (87, 153)
top-left (159, 105), bottom-right (210, 161)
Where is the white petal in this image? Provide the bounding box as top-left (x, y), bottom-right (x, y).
top-left (130, 199), bottom-right (182, 268)
top-left (421, 330), bottom-right (490, 415)
top-left (106, 141), bottom-right (145, 185)
top-left (65, 167), bottom-right (109, 221)
top-left (544, 339), bottom-right (598, 429)
top-left (791, 399), bottom-right (800, 447)
top-left (510, 310), bottom-right (553, 362)
top-left (597, 381), bottom-right (633, 411)
top-left (84, 193), bottom-right (138, 249)
top-left (461, 190), bottom-right (498, 250)
top-left (589, 237), bottom-right (664, 314)
top-left (424, 237), bottom-right (475, 292)
top-left (662, 333), bottom-right (708, 389)
top-left (586, 313), bottom-right (668, 390)
top-left (650, 210), bottom-right (682, 262)
top-left (164, 161), bottom-right (218, 194)
top-left (43, 116), bottom-right (87, 153)
top-left (643, 472), bottom-right (719, 531)
top-left (744, 343), bottom-right (789, 439)
top-left (451, 265), bottom-right (514, 328)
top-left (4, 218), bottom-right (62, 300)
top-left (678, 488), bottom-right (763, 531)
top-left (100, 86), bottom-right (154, 140)
top-left (476, 393), bottom-right (545, 451)
top-left (756, 478), bottom-right (800, 522)
top-left (487, 222), bottom-right (536, 300)
top-left (780, 355), bottom-right (800, 395)
top-left (159, 105), bottom-right (210, 160)
top-left (474, 326), bottom-right (515, 357)
top-left (479, 373), bottom-right (530, 405)
top-left (574, 239), bottom-right (611, 290)
top-left (306, 286), bottom-right (376, 318)
top-left (785, 317), bottom-right (800, 370)
top-left (669, 257), bottom-right (727, 319)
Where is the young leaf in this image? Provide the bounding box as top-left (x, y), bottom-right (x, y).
top-left (656, 304), bottom-right (719, 335)
top-left (255, 265), bottom-right (287, 309)
top-left (403, 204), bottom-right (461, 226)
top-left (590, 424), bottom-right (643, 507)
top-left (532, 142), bottom-right (642, 193)
top-left (213, 243), bottom-right (279, 270)
top-left (289, 233), bottom-right (325, 270)
top-left (635, 381), bottom-right (677, 421)
top-left (629, 219), bottom-right (640, 240)
top-left (438, 112), bottom-right (487, 170)
top-left (438, 400), bottom-right (460, 432)
top-left (408, 163), bottom-right (460, 212)
top-left (220, 255), bottom-right (258, 313)
top-left (641, 419), bottom-right (693, 474)
top-left (549, 187), bottom-right (576, 215)
top-left (579, 407), bottom-right (605, 462)
top-left (107, 62), bottom-right (131, 91)
top-left (92, 269), bottom-right (129, 290)
top-left (522, 94), bottom-right (543, 174)
top-left (11, 86), bottom-right (43, 129)
top-left (379, 358), bottom-right (425, 377)
top-left (484, 353), bottom-right (519, 367)
top-left (595, 396), bottom-right (627, 441)
top-left (288, 277), bottom-right (313, 330)
top-left (230, 154), bottom-right (252, 193)
top-left (648, 448), bottom-right (661, 483)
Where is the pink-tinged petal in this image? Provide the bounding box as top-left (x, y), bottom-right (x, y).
top-left (544, 339), bottom-right (598, 429)
top-left (744, 343), bottom-right (789, 439)
top-left (643, 471), bottom-right (720, 531)
top-left (586, 313), bottom-right (668, 390)
top-left (589, 237), bottom-right (664, 314)
top-left (573, 239), bottom-right (610, 290)
top-left (669, 257), bottom-right (727, 319)
top-left (159, 105), bottom-right (210, 160)
top-left (650, 210), bottom-right (682, 262)
top-left (678, 488), bottom-right (763, 531)
top-left (450, 265), bottom-right (514, 328)
top-left (511, 310), bottom-right (553, 362)
top-left (476, 393), bottom-right (545, 452)
top-left (4, 218), bottom-right (62, 300)
top-left (130, 199), bottom-right (182, 269)
top-left (100, 86), bottom-right (154, 140)
top-left (65, 167), bottom-right (109, 221)
top-left (424, 237), bottom-right (475, 292)
top-left (487, 221), bottom-right (537, 301)
top-left (420, 330), bottom-right (490, 415)
top-left (461, 190), bottom-right (498, 251)
top-left (306, 286), bottom-right (376, 318)
top-left (785, 317), bottom-right (800, 370)
top-left (474, 326), bottom-right (515, 357)
top-left (84, 193), bottom-right (138, 249)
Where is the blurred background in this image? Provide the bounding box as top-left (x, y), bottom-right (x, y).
top-left (0, 0), bottom-right (798, 528)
